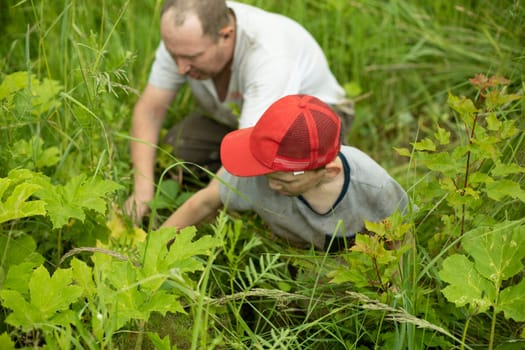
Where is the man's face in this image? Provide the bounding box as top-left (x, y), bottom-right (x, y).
top-left (265, 170), bottom-right (326, 197)
top-left (161, 11), bottom-right (232, 80)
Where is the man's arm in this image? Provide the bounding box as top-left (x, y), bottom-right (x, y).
top-left (125, 84), bottom-right (177, 223)
top-left (161, 170), bottom-right (224, 229)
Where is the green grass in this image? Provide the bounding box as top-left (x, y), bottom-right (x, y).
top-left (1, 0), bottom-right (524, 349)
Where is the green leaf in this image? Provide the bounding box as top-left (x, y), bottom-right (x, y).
top-left (343, 81), bottom-right (363, 98)
top-left (37, 186), bottom-right (85, 228)
top-left (147, 333), bottom-right (172, 350)
top-left (88, 251), bottom-right (186, 331)
top-left (434, 126), bottom-right (450, 145)
top-left (29, 266), bottom-right (83, 320)
top-left (471, 133), bottom-right (501, 161)
top-left (497, 279), bottom-right (525, 321)
top-left (113, 287), bottom-right (148, 328)
top-left (0, 289), bottom-right (42, 329)
top-left (394, 147), bottom-right (411, 157)
top-left (484, 90), bottom-right (522, 111)
top-left (36, 174), bottom-right (124, 229)
top-left (491, 161), bottom-right (525, 177)
top-left (448, 93), bottom-right (478, 129)
top-left (500, 119), bottom-right (519, 139)
top-left (0, 235), bottom-right (44, 278)
top-left (469, 172), bottom-right (494, 185)
top-left (62, 175), bottom-right (123, 213)
top-left (38, 146), bottom-right (60, 168)
top-left (327, 253), bottom-right (372, 287)
top-left (439, 254), bottom-right (495, 313)
top-left (412, 138), bottom-right (436, 151)
top-left (0, 71), bottom-right (33, 100)
top-left (30, 77), bottom-right (63, 115)
top-left (486, 180), bottom-right (525, 202)
top-left (3, 262), bottom-right (40, 294)
top-left (0, 332), bottom-right (16, 350)
top-left (462, 224), bottom-right (525, 283)
top-left (0, 178), bottom-right (46, 224)
top-left (486, 113), bottom-right (501, 131)
top-left (149, 179), bottom-right (181, 210)
top-left (139, 227), bottom-right (220, 291)
top-left (70, 258), bottom-right (96, 297)
top-left (421, 152), bottom-right (462, 177)
top-left (10, 137), bottom-right (60, 169)
top-left (141, 290), bottom-right (185, 316)
top-left (168, 227), bottom-right (222, 262)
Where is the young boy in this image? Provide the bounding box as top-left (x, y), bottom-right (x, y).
top-left (161, 94), bottom-right (408, 251)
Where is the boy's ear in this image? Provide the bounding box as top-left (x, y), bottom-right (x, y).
top-left (324, 161), bottom-right (342, 178)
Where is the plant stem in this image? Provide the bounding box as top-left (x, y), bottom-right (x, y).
top-left (488, 307), bottom-right (497, 350)
top-left (372, 256), bottom-right (386, 293)
top-left (134, 320), bottom-right (145, 350)
top-left (460, 316), bottom-right (471, 350)
top-left (488, 281), bottom-right (501, 350)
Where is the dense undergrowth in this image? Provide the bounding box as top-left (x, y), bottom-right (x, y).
top-left (1, 0), bottom-right (524, 349)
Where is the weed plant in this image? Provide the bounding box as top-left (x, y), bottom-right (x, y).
top-left (1, 0), bottom-right (524, 349)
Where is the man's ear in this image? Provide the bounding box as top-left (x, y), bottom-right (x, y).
top-left (219, 25), bottom-right (234, 39)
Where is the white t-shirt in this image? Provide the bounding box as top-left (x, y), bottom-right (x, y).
top-left (218, 146), bottom-right (410, 250)
top-left (148, 1), bottom-right (346, 129)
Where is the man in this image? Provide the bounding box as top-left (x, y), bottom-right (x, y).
top-left (162, 95), bottom-right (408, 252)
top-left (124, 0), bottom-right (354, 224)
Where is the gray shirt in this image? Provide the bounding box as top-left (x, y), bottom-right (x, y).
top-left (219, 146), bottom-right (409, 250)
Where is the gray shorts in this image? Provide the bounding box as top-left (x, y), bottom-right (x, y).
top-left (163, 99), bottom-right (355, 177)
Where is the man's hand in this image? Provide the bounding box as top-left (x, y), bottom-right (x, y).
top-left (123, 192), bottom-right (152, 226)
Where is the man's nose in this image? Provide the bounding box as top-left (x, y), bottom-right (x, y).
top-left (177, 58), bottom-right (191, 74)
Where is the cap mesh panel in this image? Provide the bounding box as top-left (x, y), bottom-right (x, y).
top-left (311, 109), bottom-right (338, 156)
top-left (276, 113), bottom-right (310, 159)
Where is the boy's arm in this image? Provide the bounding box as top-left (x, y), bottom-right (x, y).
top-left (161, 172), bottom-right (224, 229)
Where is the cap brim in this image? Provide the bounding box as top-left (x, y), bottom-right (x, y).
top-left (220, 127), bottom-right (275, 177)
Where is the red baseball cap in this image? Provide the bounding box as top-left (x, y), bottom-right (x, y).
top-left (220, 94), bottom-right (342, 177)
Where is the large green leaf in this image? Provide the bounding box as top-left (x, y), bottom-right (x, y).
top-left (0, 266), bottom-right (82, 330)
top-left (87, 252), bottom-right (186, 331)
top-left (138, 226), bottom-right (220, 291)
top-left (439, 254), bottom-right (495, 313)
top-left (462, 223), bottom-right (525, 283)
top-left (28, 266), bottom-right (83, 320)
top-left (35, 174), bottom-right (123, 229)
